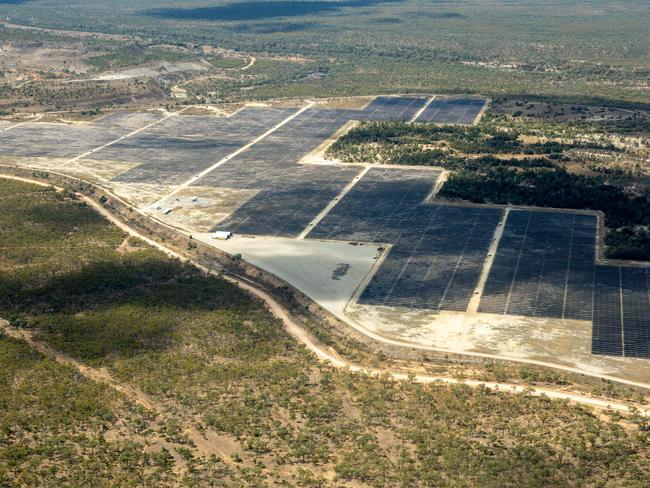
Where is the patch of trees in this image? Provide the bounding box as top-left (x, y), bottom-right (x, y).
top-left (440, 168), bottom-right (650, 227)
top-left (328, 121), bottom-right (615, 165)
top-left (605, 228), bottom-right (650, 261)
top-left (86, 45), bottom-right (190, 71)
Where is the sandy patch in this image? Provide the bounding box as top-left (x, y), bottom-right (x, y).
top-left (146, 187), bottom-right (259, 233)
top-left (64, 159), bottom-right (141, 182)
top-left (0, 41), bottom-right (95, 76)
top-left (102, 182), bottom-right (178, 208)
top-left (95, 61), bottom-right (209, 81)
top-left (195, 234), bottom-right (381, 317)
top-left (314, 97), bottom-right (375, 110)
top-left (0, 155), bottom-right (69, 170)
top-left (345, 304), bottom-right (650, 384)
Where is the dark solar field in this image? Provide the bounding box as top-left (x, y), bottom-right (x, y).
top-left (207, 97), bottom-right (470, 237)
top-left (478, 211), bottom-right (596, 320)
top-left (0, 95), bottom-right (482, 165)
top-left (477, 209), bottom-right (649, 358)
top-left (106, 107), bottom-right (297, 185)
top-left (352, 95), bottom-right (429, 121)
top-left (592, 265), bottom-right (650, 358)
top-left (0, 112), bottom-right (163, 159)
top-left (309, 168), bottom-right (502, 311)
top-left (207, 109), bottom-right (360, 236)
top-left (415, 98), bottom-right (486, 124)
top-left (0, 95), bottom-right (487, 238)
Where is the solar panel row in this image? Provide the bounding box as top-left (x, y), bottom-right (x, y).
top-left (621, 267), bottom-right (650, 358)
top-left (592, 265), bottom-right (650, 358)
top-left (355, 96), bottom-right (429, 121)
top-left (478, 209), bottom-right (649, 358)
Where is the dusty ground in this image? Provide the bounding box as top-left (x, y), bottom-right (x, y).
top-left (345, 305), bottom-right (650, 385)
top-left (314, 97), bottom-right (375, 110)
top-left (92, 61), bottom-right (210, 81)
top-left (0, 41), bottom-right (98, 80)
top-left (196, 234), bottom-right (382, 317)
top-left (65, 159), bottom-right (141, 182)
top-left (148, 187), bottom-right (260, 233)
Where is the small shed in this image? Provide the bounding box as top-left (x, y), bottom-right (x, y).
top-left (212, 231), bottom-right (233, 240)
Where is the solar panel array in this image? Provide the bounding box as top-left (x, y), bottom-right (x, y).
top-left (477, 209), bottom-right (649, 358)
top-left (207, 109), bottom-right (360, 237)
top-left (353, 96), bottom-right (429, 121)
top-left (207, 97), bottom-right (476, 237)
top-left (592, 265), bottom-right (650, 358)
top-left (107, 107), bottom-right (297, 185)
top-left (0, 112), bottom-right (162, 159)
top-left (479, 211), bottom-right (596, 320)
top-left (310, 168), bottom-right (502, 310)
top-left (592, 266), bottom-right (622, 356)
top-left (2, 95), bottom-right (649, 358)
top-left (415, 98), bottom-right (486, 124)
top-left (620, 267), bottom-right (650, 358)
top-left (0, 95), bottom-right (485, 165)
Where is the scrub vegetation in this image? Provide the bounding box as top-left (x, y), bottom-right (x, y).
top-left (1, 0), bottom-right (650, 482)
top-left (1, 174), bottom-right (649, 486)
top-left (1, 0), bottom-right (650, 109)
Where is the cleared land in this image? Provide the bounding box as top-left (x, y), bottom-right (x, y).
top-left (1, 95), bottom-right (649, 382)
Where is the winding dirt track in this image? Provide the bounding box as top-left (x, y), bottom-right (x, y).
top-left (171, 55), bottom-right (256, 95)
top-left (0, 320), bottom-right (240, 463)
top-left (1, 174), bottom-right (649, 418)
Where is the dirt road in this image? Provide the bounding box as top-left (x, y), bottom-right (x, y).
top-left (0, 319), bottom-right (240, 463)
top-left (171, 55), bottom-right (256, 97)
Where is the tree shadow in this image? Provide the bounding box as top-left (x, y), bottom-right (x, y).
top-left (146, 0), bottom-right (403, 22)
top-left (1, 257), bottom-right (254, 361)
top-left (226, 21), bottom-right (316, 33)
